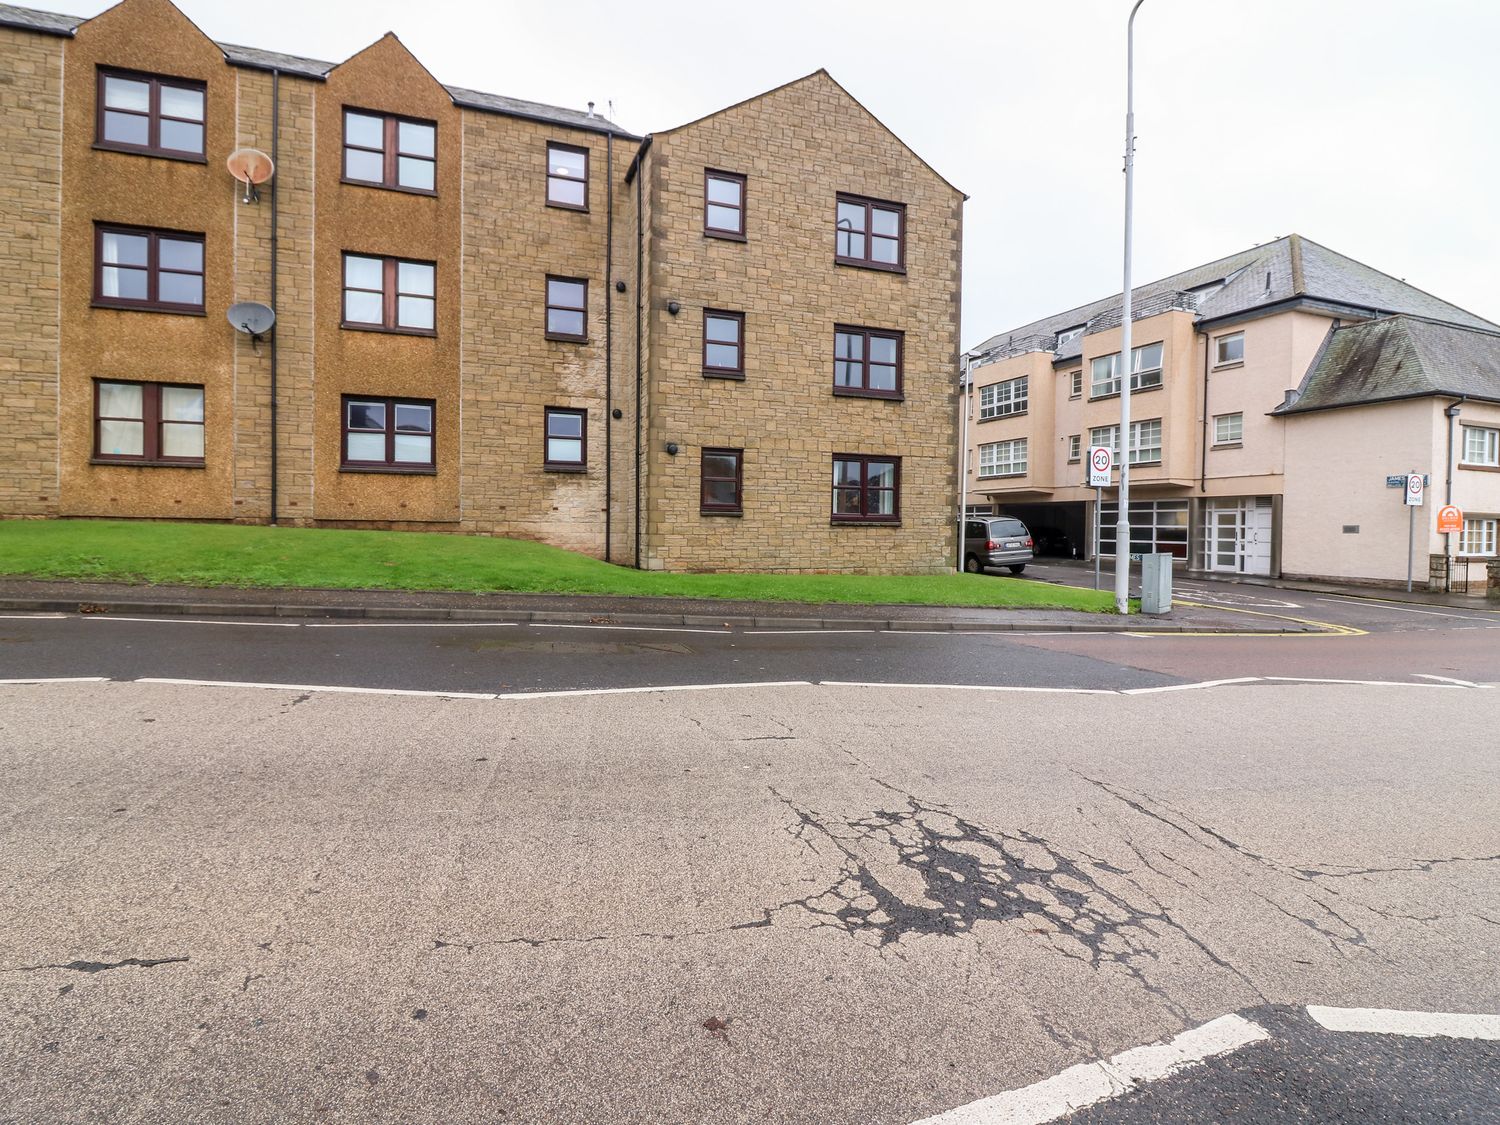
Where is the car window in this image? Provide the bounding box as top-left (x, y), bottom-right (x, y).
top-left (990, 519), bottom-right (1028, 537)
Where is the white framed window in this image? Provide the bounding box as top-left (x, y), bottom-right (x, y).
top-left (1090, 342), bottom-right (1163, 397)
top-left (1090, 423), bottom-right (1118, 458)
top-left (1069, 369), bottom-right (1082, 398)
top-left (979, 376), bottom-right (1028, 420)
top-left (1089, 419), bottom-right (1160, 465)
top-left (1461, 425), bottom-right (1499, 467)
top-left (1457, 517), bottom-right (1497, 557)
top-left (1068, 434), bottom-right (1081, 462)
top-left (1090, 354), bottom-right (1120, 397)
top-left (1214, 412), bottom-right (1243, 445)
top-left (978, 438), bottom-right (1027, 478)
top-left (1215, 332), bottom-right (1244, 365)
top-left (1056, 325), bottom-right (1085, 348)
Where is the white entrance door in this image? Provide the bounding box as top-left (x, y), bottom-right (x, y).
top-left (1204, 497), bottom-right (1273, 575)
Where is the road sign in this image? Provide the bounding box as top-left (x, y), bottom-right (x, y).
top-left (1437, 504), bottom-right (1463, 534)
top-left (1088, 446), bottom-right (1113, 487)
top-left (1386, 475), bottom-right (1406, 488)
top-left (1404, 474), bottom-right (1424, 506)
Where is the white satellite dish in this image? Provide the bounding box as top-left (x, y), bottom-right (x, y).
top-left (226, 147), bottom-right (274, 203)
top-left (227, 301), bottom-right (276, 338)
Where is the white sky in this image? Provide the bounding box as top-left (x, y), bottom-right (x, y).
top-left (44, 0), bottom-right (1500, 348)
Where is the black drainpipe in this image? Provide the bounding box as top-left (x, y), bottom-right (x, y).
top-left (268, 68), bottom-right (280, 524)
top-left (1198, 329), bottom-right (1209, 494)
top-left (603, 131), bottom-right (613, 561)
top-left (633, 154), bottom-right (644, 569)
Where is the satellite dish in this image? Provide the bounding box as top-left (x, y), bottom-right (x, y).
top-left (227, 301), bottom-right (276, 338)
top-left (226, 147), bottom-right (274, 203)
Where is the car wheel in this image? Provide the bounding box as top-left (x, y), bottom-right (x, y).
top-left (964, 554), bottom-right (982, 574)
top-left (1007, 564), bottom-right (1026, 575)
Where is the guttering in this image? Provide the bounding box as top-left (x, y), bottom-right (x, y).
top-left (1272, 389), bottom-right (1500, 417)
top-left (604, 131), bottom-right (613, 561)
top-left (269, 68), bottom-right (280, 524)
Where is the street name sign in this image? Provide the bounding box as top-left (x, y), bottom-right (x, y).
top-left (1088, 446), bottom-right (1113, 487)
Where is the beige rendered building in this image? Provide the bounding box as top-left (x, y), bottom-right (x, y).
top-left (962, 234), bottom-right (1498, 589)
top-left (0, 0), bottom-right (962, 573)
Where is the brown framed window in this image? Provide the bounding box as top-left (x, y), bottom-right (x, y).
top-left (343, 108), bottom-right (436, 193)
top-left (96, 68), bottom-right (205, 160)
top-left (700, 448), bottom-right (743, 514)
top-left (93, 379), bottom-right (204, 465)
top-left (544, 407), bottom-right (587, 470)
top-left (835, 194), bottom-right (905, 271)
top-left (342, 254), bottom-right (436, 334)
top-left (704, 170), bottom-right (746, 239)
top-left (834, 326), bottom-right (903, 398)
top-left (545, 276), bottom-right (588, 341)
top-left (832, 454), bottom-right (900, 523)
top-left (94, 224), bottom-right (204, 313)
top-left (341, 396), bottom-right (435, 472)
top-left (703, 310), bottom-right (744, 377)
top-left (547, 143), bottom-right (589, 210)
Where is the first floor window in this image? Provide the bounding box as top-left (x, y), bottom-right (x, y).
top-left (342, 396), bottom-right (434, 471)
top-left (343, 254), bottom-right (436, 333)
top-left (703, 310), bottom-right (744, 376)
top-left (834, 326), bottom-right (903, 397)
top-left (544, 407), bottom-right (586, 469)
top-left (1068, 434), bottom-right (1081, 462)
top-left (344, 109), bottom-right (436, 192)
top-left (978, 375), bottom-right (1027, 419)
top-left (95, 225), bottom-right (204, 313)
top-left (835, 194), bottom-right (905, 270)
top-left (1090, 419), bottom-right (1161, 465)
top-left (1091, 342), bottom-right (1163, 397)
top-left (94, 379), bottom-right (204, 464)
top-left (978, 438), bottom-right (1027, 478)
top-left (700, 448), bottom-right (743, 514)
top-left (97, 68), bottom-right (205, 159)
top-left (705, 170), bottom-right (746, 238)
top-left (546, 142), bottom-right (589, 209)
top-left (1069, 369), bottom-right (1083, 398)
top-left (1457, 517), bottom-right (1497, 557)
top-left (545, 276), bottom-right (588, 341)
top-left (1461, 425), bottom-right (1499, 467)
top-left (1214, 412), bottom-right (1243, 445)
top-left (832, 454), bottom-right (900, 522)
top-left (1215, 331), bottom-right (1245, 365)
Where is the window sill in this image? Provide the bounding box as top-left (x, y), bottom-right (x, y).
top-left (976, 473), bottom-right (1027, 480)
top-left (543, 464), bottom-right (588, 474)
top-left (92, 142), bottom-right (207, 165)
top-left (1129, 459), bottom-right (1163, 468)
top-left (1212, 361), bottom-right (1245, 371)
top-left (1458, 463), bottom-right (1500, 473)
top-left (545, 332), bottom-right (590, 344)
top-left (1088, 383), bottom-right (1161, 403)
top-left (700, 508), bottom-right (743, 517)
top-left (1067, 458), bottom-right (1081, 464)
top-left (705, 230), bottom-right (747, 243)
top-left (1211, 442), bottom-right (1243, 450)
top-left (703, 371), bottom-right (746, 381)
top-left (546, 200), bottom-right (590, 213)
top-left (91, 300), bottom-right (206, 317)
top-left (339, 465), bottom-right (437, 475)
top-left (834, 258), bottom-right (906, 276)
top-left (833, 387), bottom-right (904, 402)
top-left (89, 457), bottom-right (205, 469)
top-left (341, 322), bottom-right (438, 337)
top-left (339, 177), bottom-right (438, 198)
top-left (976, 412), bottom-right (1026, 423)
top-left (830, 518), bottom-right (902, 527)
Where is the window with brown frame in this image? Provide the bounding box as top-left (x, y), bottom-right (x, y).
top-left (834, 326), bottom-right (903, 398)
top-left (341, 396), bottom-right (435, 472)
top-left (546, 143), bottom-right (589, 210)
top-left (831, 454), bottom-right (900, 523)
top-left (93, 379), bottom-right (204, 465)
top-left (94, 224), bottom-right (204, 313)
top-left (545, 276), bottom-right (588, 341)
top-left (704, 170), bottom-right (746, 239)
top-left (342, 254), bottom-right (436, 334)
top-left (700, 448), bottom-right (743, 514)
top-left (835, 194), bottom-right (905, 271)
top-left (343, 108), bottom-right (436, 193)
top-left (703, 310), bottom-right (744, 378)
top-left (544, 407), bottom-right (587, 470)
top-left (96, 68), bottom-right (205, 160)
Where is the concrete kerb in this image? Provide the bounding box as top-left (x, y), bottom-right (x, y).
top-left (0, 597), bottom-right (1308, 634)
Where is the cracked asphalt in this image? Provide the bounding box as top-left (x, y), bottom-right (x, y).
top-left (2, 666), bottom-right (1498, 1123)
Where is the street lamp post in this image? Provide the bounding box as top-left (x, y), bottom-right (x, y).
top-left (1115, 0), bottom-right (1146, 615)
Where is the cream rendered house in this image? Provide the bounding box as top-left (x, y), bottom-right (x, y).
top-left (961, 235), bottom-right (1497, 586)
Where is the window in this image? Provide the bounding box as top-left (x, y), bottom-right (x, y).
top-left (1098, 499), bottom-right (1190, 558)
top-left (546, 143), bottom-right (589, 210)
top-left (544, 407), bottom-right (586, 470)
top-left (1090, 419), bottom-right (1161, 465)
top-left (1461, 425), bottom-right (1499, 467)
top-left (93, 380), bottom-right (204, 465)
top-left (1214, 412), bottom-right (1244, 445)
top-left (703, 311), bottom-right (744, 377)
top-left (1068, 435), bottom-right (1081, 462)
top-left (704, 171), bottom-right (746, 239)
top-left (1056, 326), bottom-right (1085, 348)
top-left (341, 396), bottom-right (435, 471)
top-left (834, 327), bottom-right (903, 398)
top-left (831, 455), bottom-right (900, 522)
top-left (978, 376), bottom-right (1027, 420)
top-left (1090, 342), bottom-right (1163, 397)
top-left (94, 225), bottom-right (204, 313)
top-left (835, 194), bottom-right (905, 271)
top-left (700, 448), bottom-right (743, 514)
top-left (1457, 517), bottom-right (1497, 557)
top-left (1069, 370), bottom-right (1083, 399)
top-left (544, 276), bottom-right (588, 342)
top-left (96, 69), bottom-right (205, 159)
top-left (342, 254), bottom-right (436, 333)
top-left (343, 109), bottom-right (436, 192)
top-left (1215, 332), bottom-right (1245, 365)
top-left (978, 439), bottom-right (1027, 478)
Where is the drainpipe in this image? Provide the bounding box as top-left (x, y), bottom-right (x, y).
top-left (633, 153), bottom-right (644, 570)
top-left (268, 68), bottom-right (280, 524)
top-left (957, 354), bottom-right (971, 570)
top-left (604, 131), bottom-right (613, 562)
top-left (1445, 396), bottom-right (1465, 588)
top-left (1198, 330), bottom-right (1209, 494)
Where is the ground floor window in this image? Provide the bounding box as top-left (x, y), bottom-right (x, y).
top-left (700, 448), bottom-right (743, 514)
top-left (543, 407), bottom-right (586, 469)
top-left (1096, 499), bottom-right (1189, 558)
top-left (1457, 517), bottom-right (1497, 557)
top-left (342, 395), bottom-right (435, 471)
top-left (94, 379), bottom-right (204, 464)
top-left (832, 454), bottom-right (900, 522)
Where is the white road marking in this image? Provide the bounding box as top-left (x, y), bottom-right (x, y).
top-left (1307, 1006), bottom-right (1500, 1040)
top-left (1414, 674), bottom-right (1480, 687)
top-left (135, 677), bottom-right (497, 700)
top-left (1120, 677), bottom-right (1262, 695)
top-left (745, 629), bottom-right (878, 635)
top-left (913, 1014), bottom-right (1269, 1125)
top-left (1315, 596), bottom-right (1488, 621)
top-left (0, 613), bottom-right (69, 620)
top-left (820, 681), bottom-right (1115, 695)
top-left (523, 622), bottom-right (735, 635)
top-left (1263, 676), bottom-right (1466, 689)
top-left (302, 621), bottom-right (520, 629)
top-left (0, 676), bottom-right (110, 684)
top-left (494, 680), bottom-right (813, 700)
top-left (84, 616), bottom-right (302, 627)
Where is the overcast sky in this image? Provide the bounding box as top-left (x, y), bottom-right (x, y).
top-left (46, 0), bottom-right (1500, 347)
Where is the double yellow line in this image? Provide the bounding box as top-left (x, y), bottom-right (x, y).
top-left (1138, 598), bottom-right (1367, 638)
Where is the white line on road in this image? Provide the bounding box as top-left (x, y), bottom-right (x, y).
top-left (523, 622), bottom-right (735, 634)
top-left (0, 613), bottom-right (69, 620)
top-left (84, 616), bottom-right (302, 627)
top-left (135, 677), bottom-right (497, 700)
top-left (1120, 677), bottom-right (1262, 695)
top-left (1307, 1006), bottom-right (1500, 1040)
top-left (1414, 674), bottom-right (1482, 687)
top-left (1315, 596), bottom-right (1489, 621)
top-left (913, 1014), bottom-right (1269, 1125)
top-left (0, 676), bottom-right (110, 684)
top-left (821, 681), bottom-right (1116, 695)
top-left (494, 680), bottom-right (813, 700)
top-left (1263, 676), bottom-right (1467, 689)
top-left (744, 629), bottom-right (879, 635)
top-left (302, 621), bottom-right (520, 629)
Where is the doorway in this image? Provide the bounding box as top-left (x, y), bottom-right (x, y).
top-left (1203, 497), bottom-right (1272, 575)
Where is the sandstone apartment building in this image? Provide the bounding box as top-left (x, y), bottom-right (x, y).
top-left (0, 0), bottom-right (963, 573)
top-left (963, 235), bottom-right (1500, 589)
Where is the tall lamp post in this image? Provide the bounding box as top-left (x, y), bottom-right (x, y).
top-left (1115, 0), bottom-right (1146, 614)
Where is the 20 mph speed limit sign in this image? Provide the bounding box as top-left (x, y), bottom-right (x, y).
top-left (1088, 446), bottom-right (1113, 487)
top-left (1405, 473), bottom-right (1424, 506)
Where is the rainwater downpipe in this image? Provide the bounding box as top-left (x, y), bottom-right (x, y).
top-left (604, 131), bottom-right (613, 562)
top-left (268, 68), bottom-right (280, 524)
top-left (633, 155), bottom-right (644, 570)
top-left (1445, 396), bottom-right (1465, 584)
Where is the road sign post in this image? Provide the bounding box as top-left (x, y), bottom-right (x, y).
top-left (1088, 447), bottom-right (1113, 591)
top-left (1404, 472), bottom-right (1424, 592)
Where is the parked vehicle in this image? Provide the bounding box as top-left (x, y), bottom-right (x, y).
top-left (1029, 526), bottom-right (1073, 558)
top-left (962, 517), bottom-right (1034, 575)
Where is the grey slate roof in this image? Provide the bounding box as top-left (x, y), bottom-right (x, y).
top-left (971, 234), bottom-right (1496, 363)
top-left (0, 2), bottom-right (637, 137)
top-left (1276, 315), bottom-right (1500, 415)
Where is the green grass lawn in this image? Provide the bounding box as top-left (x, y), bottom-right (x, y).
top-left (0, 519), bottom-right (1116, 611)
